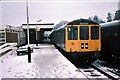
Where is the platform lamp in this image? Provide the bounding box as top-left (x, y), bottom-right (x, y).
top-left (26, 0), bottom-right (31, 63)
top-left (36, 20), bottom-right (42, 46)
top-left (26, 0), bottom-right (30, 46)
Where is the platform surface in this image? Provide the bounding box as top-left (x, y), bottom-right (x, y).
top-left (1, 44), bottom-right (87, 78)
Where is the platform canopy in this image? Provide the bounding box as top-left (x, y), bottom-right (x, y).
top-left (22, 23), bottom-right (54, 29)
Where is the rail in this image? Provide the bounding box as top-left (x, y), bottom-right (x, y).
top-left (91, 60), bottom-right (120, 80)
top-left (77, 66), bottom-right (108, 79)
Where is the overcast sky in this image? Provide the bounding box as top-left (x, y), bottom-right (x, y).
top-left (1, 0), bottom-right (120, 26)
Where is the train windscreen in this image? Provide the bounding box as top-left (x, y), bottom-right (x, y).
top-left (68, 26), bottom-right (78, 40)
top-left (80, 26), bottom-right (89, 40)
top-left (91, 26), bottom-right (99, 40)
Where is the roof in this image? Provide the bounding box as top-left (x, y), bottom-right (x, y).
top-left (49, 21), bottom-right (69, 35)
top-left (22, 23), bottom-right (54, 25)
top-left (22, 23), bottom-right (54, 29)
top-left (100, 20), bottom-right (120, 27)
top-left (52, 20), bottom-right (69, 31)
top-left (67, 19), bottom-right (99, 25)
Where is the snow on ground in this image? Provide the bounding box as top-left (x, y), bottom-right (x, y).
top-left (0, 59), bottom-right (2, 80)
top-left (1, 44), bottom-right (87, 78)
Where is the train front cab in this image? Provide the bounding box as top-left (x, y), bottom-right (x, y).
top-left (65, 24), bottom-right (101, 61)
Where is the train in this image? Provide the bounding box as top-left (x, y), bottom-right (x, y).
top-left (100, 20), bottom-right (120, 62)
top-left (49, 19), bottom-right (101, 62)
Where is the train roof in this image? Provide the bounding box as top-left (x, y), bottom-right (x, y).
top-left (52, 20), bottom-right (69, 31)
top-left (100, 20), bottom-right (120, 27)
top-left (49, 20), bottom-right (69, 35)
top-left (67, 19), bottom-right (99, 25)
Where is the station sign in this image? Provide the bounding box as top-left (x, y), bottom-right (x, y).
top-left (35, 27), bottom-right (40, 31)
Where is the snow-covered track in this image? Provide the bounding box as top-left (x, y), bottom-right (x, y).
top-left (91, 60), bottom-right (120, 80)
top-left (77, 65), bottom-right (108, 80)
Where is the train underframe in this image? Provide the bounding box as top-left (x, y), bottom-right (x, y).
top-left (53, 42), bottom-right (100, 64)
top-left (101, 50), bottom-right (120, 64)
top-left (66, 51), bottom-right (100, 63)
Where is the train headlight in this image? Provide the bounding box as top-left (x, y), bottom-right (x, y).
top-left (85, 43), bottom-right (88, 49)
top-left (81, 45), bottom-right (84, 47)
top-left (85, 45), bottom-right (88, 47)
top-left (81, 43), bottom-right (84, 49)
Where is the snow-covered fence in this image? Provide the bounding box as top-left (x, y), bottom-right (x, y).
top-left (0, 43), bottom-right (17, 62)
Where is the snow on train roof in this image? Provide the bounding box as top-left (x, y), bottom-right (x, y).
top-left (51, 19), bottom-right (99, 32)
top-left (67, 19), bottom-right (99, 25)
top-left (52, 20), bottom-right (69, 31)
top-left (49, 20), bottom-right (69, 35)
top-left (100, 20), bottom-right (120, 27)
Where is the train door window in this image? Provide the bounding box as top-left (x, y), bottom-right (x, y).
top-left (80, 26), bottom-right (89, 40)
top-left (91, 26), bottom-right (99, 40)
top-left (68, 26), bottom-right (72, 40)
top-left (68, 26), bottom-right (78, 40)
top-left (73, 27), bottom-right (78, 40)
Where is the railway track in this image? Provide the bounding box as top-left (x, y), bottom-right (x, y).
top-left (91, 60), bottom-right (120, 80)
top-left (77, 64), bottom-right (108, 80)
top-left (76, 60), bottom-right (120, 80)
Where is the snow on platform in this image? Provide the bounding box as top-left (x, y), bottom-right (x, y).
top-left (1, 44), bottom-right (87, 78)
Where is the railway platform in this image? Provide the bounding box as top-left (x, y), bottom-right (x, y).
top-left (1, 44), bottom-right (88, 78)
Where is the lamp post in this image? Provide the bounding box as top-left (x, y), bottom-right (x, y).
top-left (26, 0), bottom-right (30, 46)
top-left (26, 0), bottom-right (31, 63)
top-left (36, 20), bottom-right (42, 46)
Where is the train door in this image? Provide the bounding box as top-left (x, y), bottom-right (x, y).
top-left (79, 26), bottom-right (90, 52)
top-left (66, 26), bottom-right (79, 52)
top-left (89, 26), bottom-right (101, 52)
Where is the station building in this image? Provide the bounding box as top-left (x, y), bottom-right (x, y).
top-left (22, 23), bottom-right (54, 44)
top-left (114, 2), bottom-right (120, 20)
top-left (0, 25), bottom-right (25, 46)
top-left (115, 9), bottom-right (120, 20)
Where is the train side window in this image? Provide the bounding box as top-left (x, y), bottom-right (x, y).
top-left (91, 26), bottom-right (99, 40)
top-left (80, 26), bottom-right (89, 40)
top-left (68, 26), bottom-right (78, 40)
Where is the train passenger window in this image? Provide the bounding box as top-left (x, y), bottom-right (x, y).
top-left (80, 26), bottom-right (89, 40)
top-left (91, 26), bottom-right (99, 40)
top-left (68, 26), bottom-right (78, 40)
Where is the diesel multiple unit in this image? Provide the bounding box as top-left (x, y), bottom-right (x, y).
top-left (49, 19), bottom-right (101, 62)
